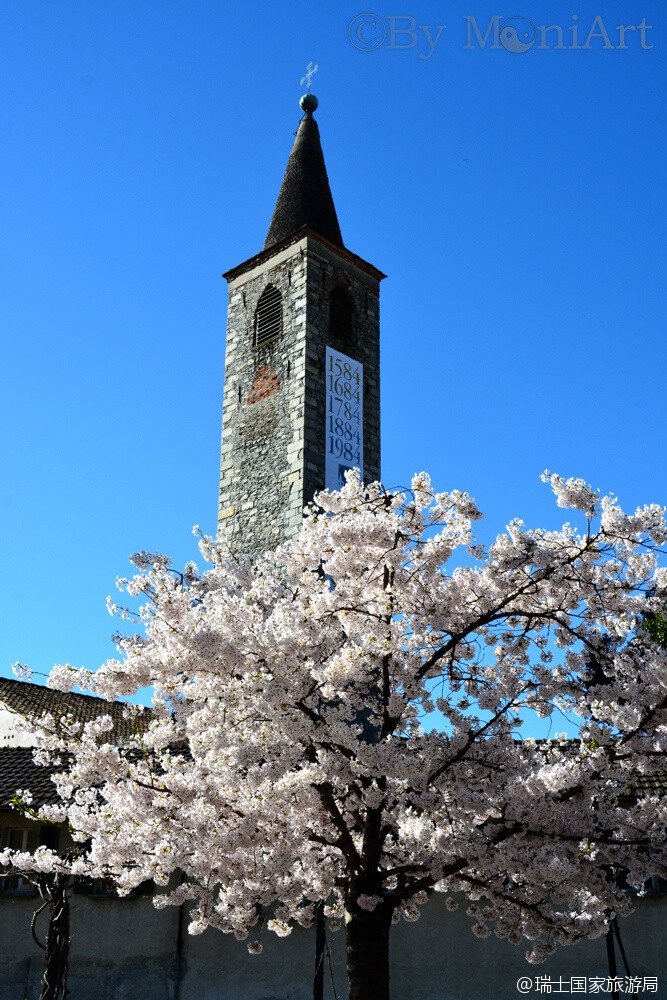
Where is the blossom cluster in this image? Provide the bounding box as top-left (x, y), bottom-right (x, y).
top-left (4, 471), bottom-right (667, 965)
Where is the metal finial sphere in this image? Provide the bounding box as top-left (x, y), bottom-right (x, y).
top-left (300, 92), bottom-right (318, 113)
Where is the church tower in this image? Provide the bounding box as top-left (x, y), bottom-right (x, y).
top-left (218, 93), bottom-right (384, 555)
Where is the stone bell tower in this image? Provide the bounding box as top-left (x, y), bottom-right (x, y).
top-left (218, 93), bottom-right (385, 556)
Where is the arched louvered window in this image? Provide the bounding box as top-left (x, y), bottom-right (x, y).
top-left (329, 286), bottom-right (355, 349)
top-left (254, 285), bottom-right (282, 346)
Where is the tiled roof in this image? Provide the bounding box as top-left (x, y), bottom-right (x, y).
top-left (0, 680), bottom-right (663, 813)
top-left (0, 678), bottom-right (149, 743)
top-left (264, 109), bottom-right (343, 251)
top-left (623, 772), bottom-right (667, 800)
top-left (0, 747), bottom-right (61, 808)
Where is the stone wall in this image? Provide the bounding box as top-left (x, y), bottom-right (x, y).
top-left (217, 240), bottom-right (305, 556)
top-left (301, 238), bottom-right (381, 511)
top-left (218, 234), bottom-right (382, 558)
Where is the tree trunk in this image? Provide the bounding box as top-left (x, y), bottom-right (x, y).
top-left (39, 875), bottom-right (70, 1000)
top-left (314, 901), bottom-right (325, 1000)
top-left (345, 904), bottom-right (392, 1000)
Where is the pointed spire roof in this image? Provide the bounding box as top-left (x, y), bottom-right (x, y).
top-left (264, 94), bottom-right (343, 251)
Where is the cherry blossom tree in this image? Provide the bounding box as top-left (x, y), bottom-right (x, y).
top-left (5, 471), bottom-right (667, 1000)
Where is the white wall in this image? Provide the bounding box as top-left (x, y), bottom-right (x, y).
top-left (0, 705), bottom-right (34, 747)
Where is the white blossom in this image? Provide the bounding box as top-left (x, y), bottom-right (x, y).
top-left (3, 471), bottom-right (666, 989)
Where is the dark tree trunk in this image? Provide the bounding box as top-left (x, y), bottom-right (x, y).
top-left (38, 874), bottom-right (71, 1000)
top-left (314, 901), bottom-right (325, 1000)
top-left (345, 904), bottom-right (392, 1000)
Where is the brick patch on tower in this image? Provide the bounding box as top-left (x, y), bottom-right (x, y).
top-left (247, 365), bottom-right (280, 404)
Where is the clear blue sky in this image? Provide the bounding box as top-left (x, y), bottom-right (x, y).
top-left (1, 1), bottom-right (665, 689)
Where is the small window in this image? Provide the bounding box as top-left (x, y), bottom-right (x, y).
top-left (329, 286), bottom-right (355, 348)
top-left (74, 876), bottom-right (118, 897)
top-left (0, 826), bottom-right (60, 893)
top-left (254, 285), bottom-right (282, 346)
top-left (0, 826), bottom-right (40, 893)
top-left (74, 876), bottom-right (155, 898)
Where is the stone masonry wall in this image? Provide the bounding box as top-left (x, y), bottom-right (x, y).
top-left (218, 242), bottom-right (307, 556)
top-left (301, 237), bottom-right (381, 509)
top-left (218, 234), bottom-right (381, 557)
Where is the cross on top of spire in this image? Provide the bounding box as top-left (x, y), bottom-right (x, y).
top-left (300, 62), bottom-right (318, 91)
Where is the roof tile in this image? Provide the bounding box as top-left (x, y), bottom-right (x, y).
top-left (0, 678), bottom-right (149, 743)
